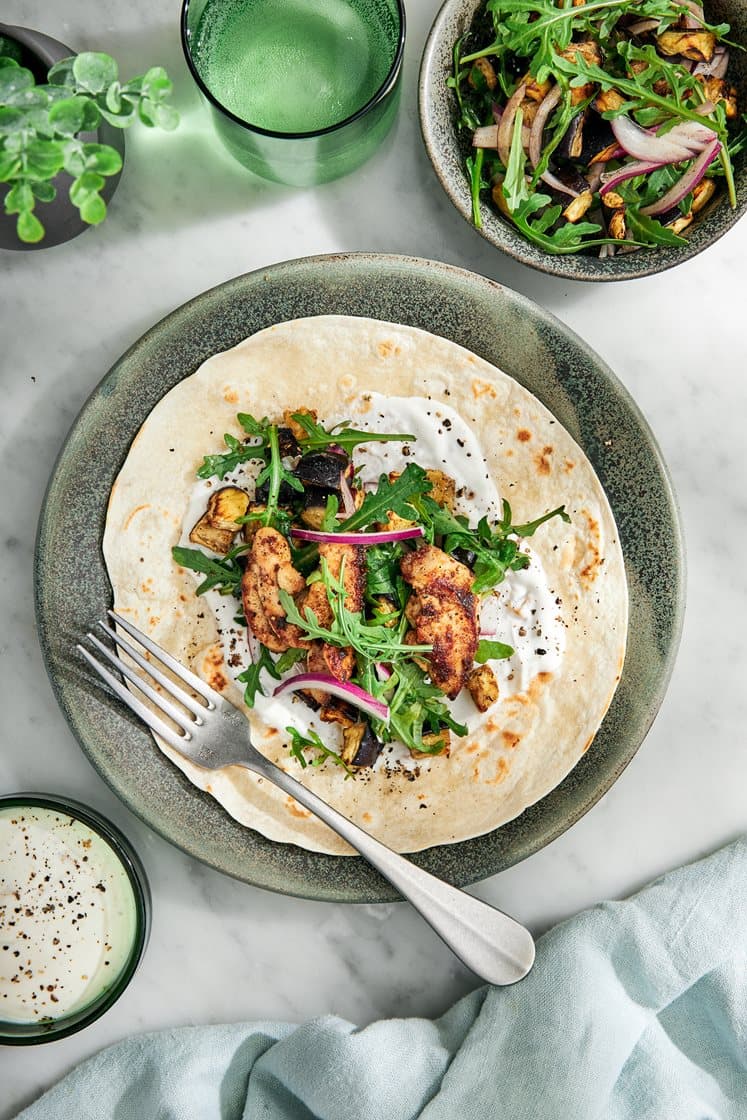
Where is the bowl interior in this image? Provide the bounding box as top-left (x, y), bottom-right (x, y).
top-left (419, 0), bottom-right (747, 280)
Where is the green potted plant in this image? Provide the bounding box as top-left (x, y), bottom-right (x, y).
top-left (0, 25), bottom-right (178, 249)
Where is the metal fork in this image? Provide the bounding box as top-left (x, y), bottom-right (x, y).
top-left (78, 610), bottom-right (535, 986)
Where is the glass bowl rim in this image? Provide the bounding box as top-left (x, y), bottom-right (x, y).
top-left (180, 0), bottom-right (406, 140)
top-left (0, 792), bottom-right (150, 1046)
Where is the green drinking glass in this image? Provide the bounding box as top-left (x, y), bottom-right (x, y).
top-left (181, 0), bottom-right (405, 186)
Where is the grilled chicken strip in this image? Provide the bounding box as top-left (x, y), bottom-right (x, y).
top-left (241, 526), bottom-right (308, 652)
top-left (400, 544), bottom-right (479, 700)
top-left (300, 542), bottom-right (365, 701)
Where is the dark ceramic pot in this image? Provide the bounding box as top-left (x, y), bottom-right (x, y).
top-left (0, 24), bottom-right (125, 250)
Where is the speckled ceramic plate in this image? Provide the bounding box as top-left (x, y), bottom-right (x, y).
top-left (419, 0), bottom-right (747, 281)
top-left (34, 253), bottom-right (684, 902)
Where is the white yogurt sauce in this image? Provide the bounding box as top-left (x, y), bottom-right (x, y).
top-left (178, 393), bottom-right (566, 769)
top-left (0, 807), bottom-right (137, 1023)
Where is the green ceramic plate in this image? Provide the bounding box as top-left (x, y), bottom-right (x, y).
top-left (34, 253), bottom-right (684, 902)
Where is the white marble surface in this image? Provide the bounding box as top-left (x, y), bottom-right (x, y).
top-left (1, 0), bottom-right (746, 1113)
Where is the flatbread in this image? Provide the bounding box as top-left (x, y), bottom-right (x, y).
top-left (103, 316), bottom-right (627, 854)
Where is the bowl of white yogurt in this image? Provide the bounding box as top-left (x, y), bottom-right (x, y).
top-left (0, 794), bottom-right (150, 1044)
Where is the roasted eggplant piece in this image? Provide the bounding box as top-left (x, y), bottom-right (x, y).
top-left (557, 110), bottom-right (587, 161)
top-left (657, 30), bottom-right (716, 61)
top-left (579, 112), bottom-right (616, 166)
top-left (254, 476), bottom-right (299, 504)
top-left (469, 56), bottom-right (498, 91)
top-left (696, 76), bottom-right (738, 120)
top-left (563, 190), bottom-right (594, 223)
top-left (593, 88), bottom-right (626, 114)
top-left (283, 407), bottom-right (317, 442)
top-left (466, 665), bottom-right (499, 712)
top-left (294, 450), bottom-right (351, 492)
top-left (341, 722), bottom-right (382, 768)
top-left (189, 486), bottom-right (250, 554)
top-left (277, 426), bottom-right (301, 458)
top-left (425, 469), bottom-right (456, 511)
top-left (691, 178), bottom-right (717, 213)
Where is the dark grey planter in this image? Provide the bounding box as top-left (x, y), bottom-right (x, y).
top-left (0, 24), bottom-right (125, 250)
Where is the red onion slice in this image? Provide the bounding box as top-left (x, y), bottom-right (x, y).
top-left (628, 17), bottom-right (661, 34)
top-left (677, 0), bottom-right (705, 27)
top-left (497, 82), bottom-right (527, 167)
top-left (642, 138), bottom-right (721, 216)
top-left (472, 124), bottom-right (501, 149)
top-left (665, 119), bottom-right (719, 150)
top-left (528, 84), bottom-right (562, 168)
top-left (339, 470), bottom-right (357, 518)
top-left (541, 168), bottom-right (580, 197)
top-left (291, 526), bottom-right (423, 545)
top-left (273, 673), bottom-right (389, 723)
top-left (611, 114), bottom-right (697, 163)
top-left (693, 46), bottom-right (729, 78)
top-left (600, 158), bottom-right (666, 195)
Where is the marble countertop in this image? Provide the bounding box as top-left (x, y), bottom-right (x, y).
top-left (2, 0), bottom-right (746, 1113)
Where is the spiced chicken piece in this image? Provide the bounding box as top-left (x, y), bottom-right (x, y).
top-left (400, 544), bottom-right (479, 700)
top-left (241, 527), bottom-right (308, 653)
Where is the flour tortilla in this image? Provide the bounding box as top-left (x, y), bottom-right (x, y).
top-left (103, 316), bottom-right (627, 855)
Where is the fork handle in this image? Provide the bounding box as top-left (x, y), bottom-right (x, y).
top-left (242, 755), bottom-right (535, 986)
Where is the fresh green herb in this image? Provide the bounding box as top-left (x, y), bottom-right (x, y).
top-left (476, 638), bottom-right (514, 662)
top-left (279, 559), bottom-right (432, 661)
top-left (286, 726), bottom-right (354, 776)
top-left (171, 542), bottom-right (247, 595)
top-left (384, 661), bottom-right (468, 755)
top-left (196, 432), bottom-right (263, 481)
top-left (416, 496), bottom-right (569, 593)
top-left (253, 424), bottom-right (304, 531)
top-left (320, 494), bottom-right (340, 531)
top-left (0, 48), bottom-right (178, 243)
top-left (238, 645), bottom-right (280, 708)
top-left (449, 0), bottom-right (745, 252)
top-left (625, 207), bottom-right (688, 247)
top-left (290, 411), bottom-right (415, 452)
top-left (275, 647), bottom-right (307, 674)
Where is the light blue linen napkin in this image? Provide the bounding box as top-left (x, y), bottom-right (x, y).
top-left (16, 837), bottom-right (747, 1120)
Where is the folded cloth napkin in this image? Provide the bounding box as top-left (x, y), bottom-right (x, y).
top-left (16, 838), bottom-right (747, 1120)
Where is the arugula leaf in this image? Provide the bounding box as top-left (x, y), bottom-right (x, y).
top-left (196, 432), bottom-right (262, 480)
top-left (286, 726), bottom-right (354, 777)
top-left (384, 660), bottom-right (467, 755)
top-left (342, 464), bottom-right (430, 531)
top-left (290, 411), bottom-right (415, 452)
top-left (476, 638), bottom-right (514, 663)
top-left (625, 208), bottom-right (688, 247)
top-left (275, 647), bottom-right (307, 674)
top-left (502, 108), bottom-right (529, 211)
top-left (237, 645), bottom-right (280, 707)
top-left (172, 542), bottom-right (247, 595)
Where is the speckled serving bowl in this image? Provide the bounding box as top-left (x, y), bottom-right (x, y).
top-left (419, 0), bottom-right (747, 281)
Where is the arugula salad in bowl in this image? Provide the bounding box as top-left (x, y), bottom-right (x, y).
top-left (449, 0), bottom-right (746, 255)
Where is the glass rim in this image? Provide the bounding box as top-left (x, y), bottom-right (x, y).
top-left (180, 0), bottom-right (406, 141)
top-left (0, 793), bottom-right (151, 1046)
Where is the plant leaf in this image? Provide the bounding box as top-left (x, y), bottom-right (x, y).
top-left (72, 52), bottom-right (118, 95)
top-left (24, 139), bottom-right (65, 181)
top-left (78, 192), bottom-right (107, 224)
top-left (31, 180), bottom-right (56, 202)
top-left (17, 208), bottom-right (44, 242)
top-left (47, 57), bottom-right (77, 89)
top-left (48, 96), bottom-right (87, 137)
top-left (4, 180), bottom-right (33, 214)
top-left (80, 141), bottom-right (123, 175)
top-left (69, 170), bottom-right (105, 205)
top-left (0, 64), bottom-right (34, 101)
